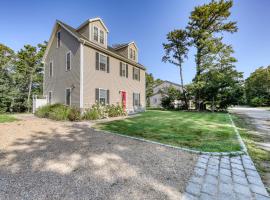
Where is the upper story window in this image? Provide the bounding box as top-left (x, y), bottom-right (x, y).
top-left (66, 51), bottom-right (71, 71)
top-left (49, 61), bottom-right (53, 77)
top-left (133, 67), bottom-right (140, 81)
top-left (96, 52), bottom-right (109, 73)
top-left (94, 26), bottom-right (99, 42)
top-left (120, 62), bottom-right (128, 78)
top-left (129, 48), bottom-right (136, 61)
top-left (57, 31), bottom-right (61, 48)
top-left (100, 30), bottom-right (104, 44)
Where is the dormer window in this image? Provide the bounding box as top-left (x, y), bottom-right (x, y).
top-left (100, 30), bottom-right (104, 44)
top-left (94, 26), bottom-right (99, 42)
top-left (129, 48), bottom-right (136, 61)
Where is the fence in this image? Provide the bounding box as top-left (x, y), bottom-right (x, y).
top-left (32, 95), bottom-right (47, 113)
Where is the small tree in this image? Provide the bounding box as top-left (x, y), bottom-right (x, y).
top-left (162, 29), bottom-right (189, 109)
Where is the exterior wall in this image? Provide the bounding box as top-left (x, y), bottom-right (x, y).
top-left (116, 47), bottom-right (128, 58)
top-left (128, 43), bottom-right (138, 62)
top-left (83, 45), bottom-right (145, 113)
top-left (149, 93), bottom-right (162, 108)
top-left (44, 26), bottom-right (80, 107)
top-left (77, 24), bottom-right (89, 39)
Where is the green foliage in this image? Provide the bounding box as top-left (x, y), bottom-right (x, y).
top-left (83, 103), bottom-right (126, 120)
top-left (67, 107), bottom-right (81, 121)
top-left (161, 86), bottom-right (181, 109)
top-left (162, 29), bottom-right (189, 109)
top-left (35, 103), bottom-right (80, 121)
top-left (245, 66), bottom-right (270, 107)
top-left (0, 114), bottom-right (17, 123)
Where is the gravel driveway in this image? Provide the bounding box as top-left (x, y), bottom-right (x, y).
top-left (0, 115), bottom-right (197, 200)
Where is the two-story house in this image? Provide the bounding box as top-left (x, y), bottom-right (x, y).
top-left (149, 81), bottom-right (183, 107)
top-left (42, 18), bottom-right (146, 113)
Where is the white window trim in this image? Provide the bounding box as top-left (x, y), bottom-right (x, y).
top-left (99, 53), bottom-right (107, 71)
top-left (57, 31), bottom-right (61, 48)
top-left (66, 51), bottom-right (71, 71)
top-left (93, 26), bottom-right (99, 42)
top-left (120, 62), bottom-right (127, 78)
top-left (98, 88), bottom-right (108, 104)
top-left (49, 60), bottom-right (53, 77)
top-left (65, 88), bottom-right (71, 106)
top-left (93, 25), bottom-right (106, 46)
top-left (48, 91), bottom-right (52, 104)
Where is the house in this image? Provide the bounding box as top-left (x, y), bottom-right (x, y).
top-left (149, 81), bottom-right (183, 108)
top-left (42, 18), bottom-right (146, 113)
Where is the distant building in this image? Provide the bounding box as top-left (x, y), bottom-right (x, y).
top-left (149, 81), bottom-right (183, 108)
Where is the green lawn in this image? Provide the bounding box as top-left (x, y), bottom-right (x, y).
top-left (0, 114), bottom-right (17, 123)
top-left (94, 110), bottom-right (241, 152)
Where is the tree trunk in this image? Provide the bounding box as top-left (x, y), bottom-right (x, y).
top-left (211, 96), bottom-right (215, 112)
top-left (27, 73), bottom-right (33, 113)
top-left (195, 47), bottom-right (202, 111)
top-left (179, 65), bottom-right (188, 110)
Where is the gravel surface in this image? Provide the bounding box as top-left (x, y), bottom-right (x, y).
top-left (0, 115), bottom-right (197, 200)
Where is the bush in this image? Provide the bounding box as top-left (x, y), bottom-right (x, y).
top-left (106, 104), bottom-right (126, 117)
top-left (35, 103), bottom-right (76, 121)
top-left (68, 107), bottom-right (81, 121)
top-left (250, 97), bottom-right (267, 107)
top-left (83, 108), bottom-right (100, 120)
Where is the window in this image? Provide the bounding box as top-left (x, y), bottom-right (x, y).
top-left (96, 88), bottom-right (109, 105)
top-left (94, 26), bottom-right (99, 42)
top-left (133, 50), bottom-right (136, 60)
top-left (120, 62), bottom-right (128, 77)
top-left (100, 30), bottom-right (104, 44)
top-left (133, 67), bottom-right (140, 81)
top-left (65, 88), bottom-right (71, 106)
top-left (100, 54), bottom-right (107, 71)
top-left (57, 31), bottom-right (61, 48)
top-left (129, 48), bottom-right (133, 59)
top-left (66, 51), bottom-right (71, 71)
top-left (154, 98), bottom-right (157, 103)
top-left (48, 91), bottom-right (52, 104)
top-left (133, 93), bottom-right (140, 106)
top-left (49, 61), bottom-right (53, 77)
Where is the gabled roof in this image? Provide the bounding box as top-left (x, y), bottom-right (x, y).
top-left (112, 41), bottom-right (138, 51)
top-left (154, 80), bottom-right (182, 88)
top-left (77, 17), bottom-right (109, 32)
top-left (42, 20), bottom-right (145, 70)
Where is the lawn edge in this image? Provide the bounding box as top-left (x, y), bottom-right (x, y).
top-left (93, 127), bottom-right (246, 156)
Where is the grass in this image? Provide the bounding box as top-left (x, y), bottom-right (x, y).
top-left (94, 110), bottom-right (241, 152)
top-left (0, 114), bottom-right (17, 123)
top-left (232, 114), bottom-right (270, 192)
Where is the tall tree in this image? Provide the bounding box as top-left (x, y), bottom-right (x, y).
top-left (146, 73), bottom-right (155, 107)
top-left (0, 44), bottom-right (15, 112)
top-left (162, 29), bottom-right (189, 109)
top-left (14, 42), bottom-right (46, 112)
top-left (187, 0), bottom-right (237, 110)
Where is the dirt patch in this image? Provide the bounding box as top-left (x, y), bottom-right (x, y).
top-left (0, 116), bottom-right (197, 199)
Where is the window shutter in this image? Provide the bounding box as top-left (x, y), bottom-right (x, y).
top-left (95, 88), bottom-right (99, 103)
top-left (133, 93), bottom-right (135, 106)
top-left (96, 52), bottom-right (99, 70)
top-left (133, 67), bottom-right (135, 80)
top-left (107, 90), bottom-right (110, 104)
top-left (107, 56), bottom-right (110, 73)
top-left (138, 69), bottom-right (140, 81)
top-left (120, 62), bottom-right (122, 76)
top-left (126, 64), bottom-right (128, 78)
top-left (139, 93), bottom-right (141, 106)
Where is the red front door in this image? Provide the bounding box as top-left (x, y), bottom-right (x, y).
top-left (121, 91), bottom-right (126, 111)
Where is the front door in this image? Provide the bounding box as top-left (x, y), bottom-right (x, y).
top-left (121, 91), bottom-right (126, 111)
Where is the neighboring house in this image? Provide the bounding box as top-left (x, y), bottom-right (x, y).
top-left (149, 81), bottom-right (183, 108)
top-left (42, 18), bottom-right (146, 113)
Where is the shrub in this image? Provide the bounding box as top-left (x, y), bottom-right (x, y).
top-left (68, 107), bottom-right (81, 121)
top-left (250, 97), bottom-right (267, 107)
top-left (83, 108), bottom-right (100, 120)
top-left (106, 104), bottom-right (126, 117)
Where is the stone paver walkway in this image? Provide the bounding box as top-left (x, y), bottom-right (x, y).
top-left (183, 155), bottom-right (270, 200)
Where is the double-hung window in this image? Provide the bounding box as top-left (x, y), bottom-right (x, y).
top-left (99, 54), bottom-right (107, 71)
top-left (120, 62), bottom-right (128, 77)
top-left (133, 67), bottom-right (140, 81)
top-left (65, 88), bottom-right (71, 106)
top-left (100, 30), bottom-right (104, 44)
top-left (133, 93), bottom-right (140, 107)
top-left (49, 61), bottom-right (53, 77)
top-left (57, 31), bottom-right (61, 48)
top-left (66, 51), bottom-right (71, 71)
top-left (96, 88), bottom-right (110, 105)
top-left (94, 26), bottom-right (99, 42)
top-left (96, 52), bottom-right (109, 73)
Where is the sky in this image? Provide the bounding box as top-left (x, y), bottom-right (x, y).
top-left (1, 0), bottom-right (270, 84)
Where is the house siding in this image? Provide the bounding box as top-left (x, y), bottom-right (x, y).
top-left (44, 26), bottom-right (80, 107)
top-left (83, 45), bottom-right (145, 113)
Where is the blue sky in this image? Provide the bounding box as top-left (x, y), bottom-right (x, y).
top-left (1, 0), bottom-right (270, 84)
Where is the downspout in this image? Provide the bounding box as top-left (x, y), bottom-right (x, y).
top-left (80, 40), bottom-right (85, 112)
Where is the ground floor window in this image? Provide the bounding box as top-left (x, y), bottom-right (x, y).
top-left (133, 93), bottom-right (140, 106)
top-left (65, 88), bottom-right (71, 106)
top-left (96, 88), bottom-right (109, 105)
